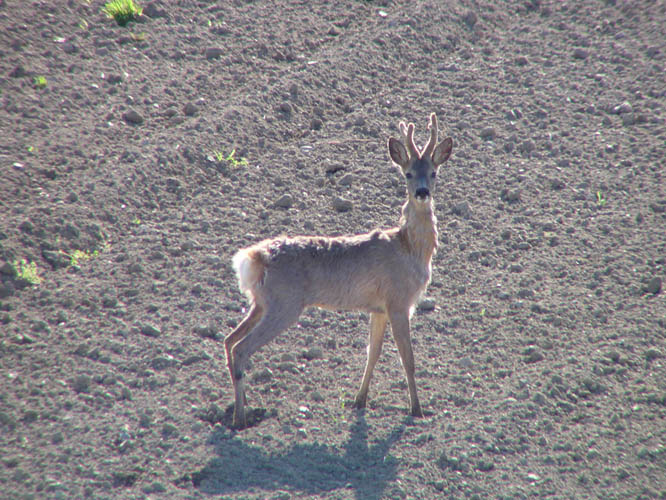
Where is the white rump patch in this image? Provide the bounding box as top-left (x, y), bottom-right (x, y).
top-left (232, 249), bottom-right (264, 298)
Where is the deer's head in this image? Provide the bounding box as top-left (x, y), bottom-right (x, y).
top-left (388, 113), bottom-right (453, 207)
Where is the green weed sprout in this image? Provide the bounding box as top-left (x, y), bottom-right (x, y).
top-left (70, 249), bottom-right (99, 267)
top-left (214, 149), bottom-right (248, 168)
top-left (34, 76), bottom-right (47, 89)
top-left (596, 191), bottom-right (607, 207)
top-left (102, 0), bottom-right (142, 26)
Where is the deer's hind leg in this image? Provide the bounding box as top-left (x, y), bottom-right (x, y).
top-left (224, 305), bottom-right (263, 385)
top-left (230, 302), bottom-right (303, 428)
top-left (353, 312), bottom-right (388, 410)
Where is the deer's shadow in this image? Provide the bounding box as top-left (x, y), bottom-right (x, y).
top-left (184, 412), bottom-right (408, 499)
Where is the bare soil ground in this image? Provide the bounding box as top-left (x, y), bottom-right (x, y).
top-left (1, 1), bottom-right (665, 499)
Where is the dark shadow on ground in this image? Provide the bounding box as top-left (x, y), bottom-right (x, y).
top-left (181, 412), bottom-right (408, 499)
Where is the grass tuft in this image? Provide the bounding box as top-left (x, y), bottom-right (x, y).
top-left (70, 249), bottom-right (99, 267)
top-left (14, 259), bottom-right (42, 285)
top-left (102, 0), bottom-right (142, 26)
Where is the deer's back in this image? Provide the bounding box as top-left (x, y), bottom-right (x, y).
top-left (246, 230), bottom-right (431, 313)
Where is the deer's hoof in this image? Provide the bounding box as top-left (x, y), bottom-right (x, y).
top-left (232, 412), bottom-right (247, 430)
top-left (410, 406), bottom-right (424, 418)
top-left (352, 395), bottom-right (367, 409)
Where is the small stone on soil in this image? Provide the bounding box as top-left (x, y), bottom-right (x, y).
top-left (140, 323), bottom-right (161, 337)
top-left (524, 348), bottom-right (544, 363)
top-left (338, 173), bottom-right (354, 186)
top-left (303, 347), bottom-right (324, 360)
top-left (0, 262), bottom-right (17, 278)
top-left (573, 48), bottom-right (589, 60)
top-left (476, 460), bottom-right (494, 471)
top-left (10, 65), bottom-right (27, 78)
top-left (122, 109), bottom-right (144, 125)
top-left (451, 201), bottom-right (472, 219)
top-left (194, 324), bottom-right (218, 339)
top-left (278, 102), bottom-right (292, 114)
top-left (204, 47), bottom-right (224, 59)
top-left (644, 348), bottom-right (662, 361)
top-left (417, 298), bottom-right (436, 311)
top-left (462, 10), bottom-right (477, 27)
top-left (275, 194), bottom-right (294, 208)
top-left (480, 127), bottom-right (497, 140)
top-left (515, 55), bottom-right (529, 66)
top-left (612, 101), bottom-right (633, 114)
top-left (42, 250), bottom-right (70, 269)
top-left (643, 276), bottom-right (662, 295)
top-left (332, 196), bottom-right (353, 212)
top-left (500, 188), bottom-right (521, 203)
top-left (71, 375), bottom-right (92, 393)
top-left (251, 367), bottom-right (273, 384)
top-left (278, 362), bottom-right (299, 374)
top-left (183, 102), bottom-right (198, 116)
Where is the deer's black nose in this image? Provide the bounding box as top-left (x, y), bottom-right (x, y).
top-left (415, 188), bottom-right (430, 200)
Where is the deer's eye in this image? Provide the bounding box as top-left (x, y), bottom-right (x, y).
top-left (405, 172), bottom-right (413, 179)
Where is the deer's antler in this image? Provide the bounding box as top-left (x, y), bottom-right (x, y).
top-left (422, 113), bottom-right (438, 158)
top-left (399, 121), bottom-right (420, 158)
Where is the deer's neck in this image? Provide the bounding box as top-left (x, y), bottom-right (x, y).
top-left (399, 199), bottom-right (438, 266)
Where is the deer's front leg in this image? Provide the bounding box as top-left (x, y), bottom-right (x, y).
top-left (388, 310), bottom-right (423, 417)
top-left (354, 312), bottom-right (388, 409)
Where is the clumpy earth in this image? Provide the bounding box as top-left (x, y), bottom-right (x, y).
top-left (1, 0), bottom-right (665, 498)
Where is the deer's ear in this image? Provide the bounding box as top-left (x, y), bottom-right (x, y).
top-left (388, 137), bottom-right (410, 169)
top-left (432, 137), bottom-right (453, 166)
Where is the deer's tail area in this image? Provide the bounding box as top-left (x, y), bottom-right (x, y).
top-left (232, 247), bottom-right (267, 299)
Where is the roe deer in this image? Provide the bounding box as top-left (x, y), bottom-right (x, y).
top-left (225, 113), bottom-right (453, 429)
